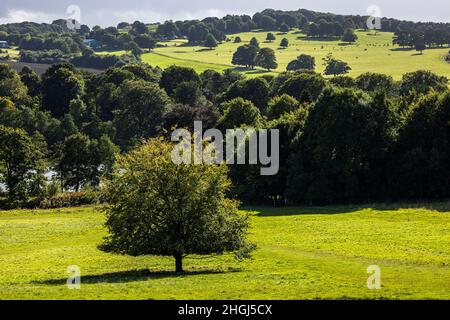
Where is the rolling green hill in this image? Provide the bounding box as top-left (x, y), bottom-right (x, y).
top-left (114, 29), bottom-right (450, 79)
top-left (2, 204), bottom-right (450, 299)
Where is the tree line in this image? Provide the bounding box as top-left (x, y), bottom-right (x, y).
top-left (1, 7), bottom-right (449, 70)
top-left (0, 58), bottom-right (449, 208)
top-left (393, 28), bottom-right (450, 49)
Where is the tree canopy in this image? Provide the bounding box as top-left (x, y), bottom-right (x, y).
top-left (255, 48), bottom-right (278, 71)
top-left (100, 138), bottom-right (255, 272)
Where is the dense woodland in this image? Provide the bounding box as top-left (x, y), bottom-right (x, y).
top-left (1, 8), bottom-right (450, 209)
top-left (0, 54), bottom-right (450, 208)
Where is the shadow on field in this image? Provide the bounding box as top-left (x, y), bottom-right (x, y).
top-left (196, 48), bottom-right (215, 52)
top-left (246, 206), bottom-right (362, 217)
top-left (390, 46), bottom-right (447, 52)
top-left (229, 67), bottom-right (270, 75)
top-left (246, 201), bottom-right (450, 217)
top-left (34, 269), bottom-right (236, 285)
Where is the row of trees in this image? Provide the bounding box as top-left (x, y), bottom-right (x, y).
top-left (18, 34), bottom-right (82, 53)
top-left (1, 8), bottom-right (449, 51)
top-left (1, 8), bottom-right (449, 73)
top-left (393, 28), bottom-right (450, 49)
top-left (0, 59), bottom-right (449, 207)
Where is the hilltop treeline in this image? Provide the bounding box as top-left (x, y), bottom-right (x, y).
top-left (152, 8), bottom-right (450, 44)
top-left (0, 60), bottom-right (449, 208)
top-left (1, 8), bottom-right (450, 68)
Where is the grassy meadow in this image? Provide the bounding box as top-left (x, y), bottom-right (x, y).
top-left (99, 29), bottom-right (450, 79)
top-left (0, 47), bottom-right (20, 60)
top-left (1, 204), bottom-right (450, 300)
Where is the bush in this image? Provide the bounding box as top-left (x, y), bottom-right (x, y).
top-left (71, 53), bottom-right (136, 70)
top-left (39, 192), bottom-right (99, 209)
top-left (0, 196), bottom-right (42, 210)
top-left (19, 50), bottom-right (70, 64)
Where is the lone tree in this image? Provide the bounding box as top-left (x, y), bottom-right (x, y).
top-left (134, 34), bottom-right (156, 51)
top-left (280, 38), bottom-right (289, 48)
top-left (249, 37), bottom-right (260, 48)
top-left (323, 53), bottom-right (351, 76)
top-left (415, 39), bottom-right (426, 54)
top-left (234, 36), bottom-right (242, 43)
top-left (287, 54), bottom-right (316, 71)
top-left (100, 138), bottom-right (255, 273)
top-left (255, 47), bottom-right (278, 71)
top-left (266, 33), bottom-right (276, 42)
top-left (341, 28), bottom-right (358, 44)
top-left (232, 44), bottom-right (259, 69)
top-left (204, 33), bottom-right (218, 49)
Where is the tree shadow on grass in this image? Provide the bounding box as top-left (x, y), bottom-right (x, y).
top-left (245, 201), bottom-right (450, 217)
top-left (33, 268), bottom-right (240, 286)
top-left (245, 206), bottom-right (363, 217)
top-left (196, 48), bottom-right (215, 52)
top-left (390, 47), bottom-right (414, 52)
top-left (390, 46), bottom-right (447, 52)
top-left (228, 67), bottom-right (271, 75)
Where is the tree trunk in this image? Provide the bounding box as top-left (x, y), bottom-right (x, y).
top-left (175, 255), bottom-right (183, 273)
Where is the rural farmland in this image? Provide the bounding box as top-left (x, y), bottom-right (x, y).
top-left (104, 30), bottom-right (450, 79)
top-left (1, 2), bottom-right (450, 307)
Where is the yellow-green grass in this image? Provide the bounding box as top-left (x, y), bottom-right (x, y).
top-left (95, 50), bottom-right (127, 56)
top-left (1, 204), bottom-right (450, 300)
top-left (132, 30), bottom-right (450, 79)
top-left (0, 47), bottom-right (20, 61)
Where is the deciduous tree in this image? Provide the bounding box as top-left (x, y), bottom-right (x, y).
top-left (100, 138), bottom-right (255, 272)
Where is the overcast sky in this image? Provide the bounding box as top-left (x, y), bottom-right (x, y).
top-left (0, 0), bottom-right (449, 27)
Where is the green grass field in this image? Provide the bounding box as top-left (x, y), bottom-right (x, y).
top-left (1, 204), bottom-right (450, 300)
top-left (0, 47), bottom-right (20, 61)
top-left (108, 30), bottom-right (446, 79)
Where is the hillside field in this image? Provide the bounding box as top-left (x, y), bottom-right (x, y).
top-left (101, 29), bottom-right (450, 79)
top-left (1, 204), bottom-right (450, 300)
top-left (0, 47), bottom-right (20, 60)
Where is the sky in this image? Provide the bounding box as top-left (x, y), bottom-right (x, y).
top-left (0, 0), bottom-right (449, 27)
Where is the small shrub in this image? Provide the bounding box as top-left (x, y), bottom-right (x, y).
top-left (40, 192), bottom-right (99, 209)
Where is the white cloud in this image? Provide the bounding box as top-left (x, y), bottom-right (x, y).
top-left (0, 9), bottom-right (58, 24)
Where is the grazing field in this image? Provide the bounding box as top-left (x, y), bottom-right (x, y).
top-left (1, 204), bottom-right (450, 300)
top-left (0, 47), bottom-right (20, 61)
top-left (122, 29), bottom-right (450, 79)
